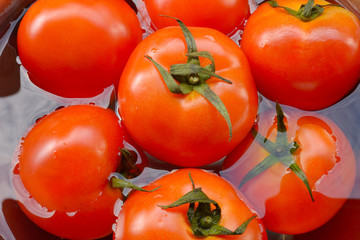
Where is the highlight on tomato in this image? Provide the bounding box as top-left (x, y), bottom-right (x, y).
top-left (221, 103), bottom-right (356, 234)
top-left (17, 0), bottom-right (142, 98)
top-left (12, 104), bottom-right (149, 239)
top-left (241, 0), bottom-right (360, 110)
top-left (143, 0), bottom-right (250, 35)
top-left (117, 17), bottom-right (258, 167)
top-left (113, 168), bottom-right (267, 240)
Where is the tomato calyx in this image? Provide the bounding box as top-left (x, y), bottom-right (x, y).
top-left (268, 0), bottom-right (340, 22)
top-left (159, 173), bottom-right (256, 236)
top-left (145, 17), bottom-right (233, 139)
top-left (239, 103), bottom-right (315, 201)
top-left (117, 148), bottom-right (142, 179)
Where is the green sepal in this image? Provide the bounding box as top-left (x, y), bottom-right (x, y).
top-left (194, 83), bottom-right (232, 140)
top-left (278, 155), bottom-right (315, 202)
top-left (145, 55), bottom-right (181, 94)
top-left (268, 0), bottom-right (341, 22)
top-left (111, 177), bottom-right (160, 193)
top-left (275, 102), bottom-right (288, 146)
top-left (159, 187), bottom-right (217, 209)
top-left (268, 0), bottom-right (299, 16)
top-left (159, 172), bottom-right (256, 237)
top-left (240, 104), bottom-right (314, 201)
top-left (239, 154), bottom-right (280, 189)
top-left (146, 16), bottom-right (233, 138)
top-left (170, 63), bottom-right (232, 84)
top-left (179, 83), bottom-right (194, 94)
top-left (186, 51), bottom-right (215, 73)
top-left (160, 15), bottom-right (199, 64)
top-left (251, 127), bottom-right (276, 153)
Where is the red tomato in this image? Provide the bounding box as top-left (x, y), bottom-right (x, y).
top-left (241, 0), bottom-right (360, 110)
top-left (222, 104), bottom-right (356, 234)
top-left (17, 0), bottom-right (142, 98)
top-left (12, 105), bottom-right (142, 239)
top-left (118, 25), bottom-right (258, 167)
top-left (293, 198), bottom-right (360, 240)
top-left (114, 168), bottom-right (267, 240)
top-left (144, 0), bottom-right (250, 35)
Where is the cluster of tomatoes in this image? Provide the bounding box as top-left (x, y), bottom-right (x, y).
top-left (11, 0), bottom-right (360, 239)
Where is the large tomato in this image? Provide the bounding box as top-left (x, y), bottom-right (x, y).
top-left (17, 0), bottom-right (142, 98)
top-left (114, 168), bottom-right (267, 240)
top-left (118, 21), bottom-right (258, 167)
top-left (222, 103), bottom-right (356, 234)
top-left (241, 0), bottom-right (360, 110)
top-left (144, 0), bottom-right (249, 35)
top-left (12, 105), bottom-right (147, 239)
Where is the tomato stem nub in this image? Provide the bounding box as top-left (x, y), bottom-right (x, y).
top-left (159, 172), bottom-right (256, 236)
top-left (268, 0), bottom-right (341, 22)
top-left (239, 103), bottom-right (315, 202)
top-left (118, 148), bottom-right (141, 179)
top-left (144, 17), bottom-right (233, 139)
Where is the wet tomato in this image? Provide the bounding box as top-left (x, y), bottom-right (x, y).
top-left (17, 0), bottom-right (142, 98)
top-left (222, 103), bottom-right (356, 234)
top-left (118, 20), bottom-right (258, 167)
top-left (12, 105), bottom-right (145, 239)
top-left (241, 0), bottom-right (360, 110)
top-left (144, 0), bottom-right (250, 35)
top-left (114, 168), bottom-right (267, 240)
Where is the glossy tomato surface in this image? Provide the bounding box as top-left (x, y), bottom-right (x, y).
top-left (222, 104), bottom-right (356, 234)
top-left (17, 0), bottom-right (142, 98)
top-left (118, 26), bottom-right (258, 167)
top-left (144, 0), bottom-right (249, 35)
top-left (241, 0), bottom-right (360, 110)
top-left (114, 168), bottom-right (267, 240)
top-left (13, 105), bottom-right (124, 239)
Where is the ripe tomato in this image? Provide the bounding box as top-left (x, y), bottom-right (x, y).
top-left (114, 168), bottom-right (267, 240)
top-left (12, 105), bottom-right (146, 239)
top-left (222, 103), bottom-right (356, 234)
top-left (293, 198), bottom-right (360, 240)
top-left (17, 0), bottom-right (142, 98)
top-left (144, 0), bottom-right (250, 35)
top-left (118, 22), bottom-right (258, 167)
top-left (241, 0), bottom-right (360, 110)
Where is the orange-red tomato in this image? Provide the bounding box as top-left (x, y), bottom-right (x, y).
top-left (13, 105), bottom-right (124, 239)
top-left (144, 0), bottom-right (249, 35)
top-left (118, 26), bottom-right (258, 167)
top-left (241, 0), bottom-right (360, 110)
top-left (222, 106), bottom-right (356, 234)
top-left (17, 0), bottom-right (142, 98)
top-left (114, 168), bottom-right (267, 240)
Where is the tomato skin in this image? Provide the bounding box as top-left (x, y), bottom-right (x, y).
top-left (13, 105), bottom-right (124, 239)
top-left (113, 168), bottom-right (267, 240)
top-left (222, 106), bottom-right (356, 234)
top-left (118, 26), bottom-right (258, 167)
top-left (241, 0), bottom-right (360, 110)
top-left (17, 0), bottom-right (142, 98)
top-left (144, 0), bottom-right (249, 35)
